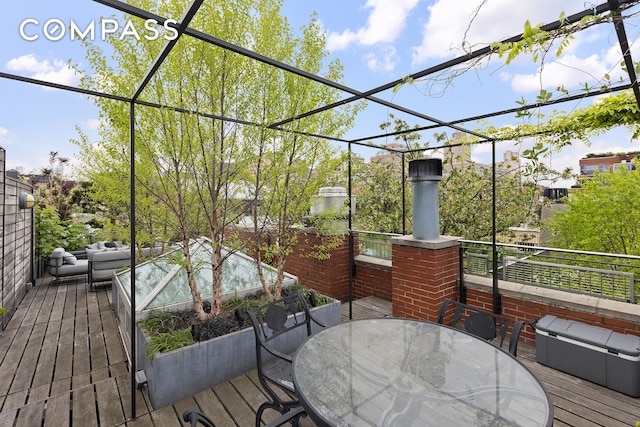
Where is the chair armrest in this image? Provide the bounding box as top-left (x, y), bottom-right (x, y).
top-left (309, 311), bottom-right (328, 329)
top-left (259, 339), bottom-right (293, 363)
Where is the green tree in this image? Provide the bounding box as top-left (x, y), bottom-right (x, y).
top-left (352, 119), bottom-right (542, 240)
top-left (439, 161), bottom-right (541, 241)
top-left (352, 114), bottom-right (426, 233)
top-left (237, 11), bottom-right (360, 300)
top-left (76, 0), bottom-right (358, 316)
top-left (353, 159), bottom-right (407, 233)
top-left (28, 151), bottom-right (75, 220)
top-left (35, 206), bottom-right (66, 258)
top-left (544, 163), bottom-right (640, 255)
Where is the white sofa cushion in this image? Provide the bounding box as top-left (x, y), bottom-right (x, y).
top-left (49, 248), bottom-right (65, 267)
top-left (63, 252), bottom-right (77, 265)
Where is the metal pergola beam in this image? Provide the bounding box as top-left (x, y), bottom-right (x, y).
top-left (609, 0), bottom-right (640, 111)
top-left (270, 0), bottom-right (640, 132)
top-left (93, 0), bottom-right (488, 140)
top-left (126, 0), bottom-right (206, 418)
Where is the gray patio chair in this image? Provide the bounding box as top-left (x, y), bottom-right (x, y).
top-left (247, 292), bottom-right (327, 427)
top-left (183, 406), bottom-right (305, 427)
top-left (436, 298), bottom-right (524, 357)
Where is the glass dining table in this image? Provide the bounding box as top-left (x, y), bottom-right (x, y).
top-left (292, 318), bottom-right (553, 427)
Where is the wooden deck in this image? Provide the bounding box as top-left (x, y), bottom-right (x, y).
top-left (0, 277), bottom-right (638, 426)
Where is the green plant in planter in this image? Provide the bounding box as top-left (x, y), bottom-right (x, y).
top-left (0, 307), bottom-right (8, 316)
top-left (145, 327), bottom-right (194, 360)
top-left (140, 285), bottom-right (333, 357)
top-left (140, 311), bottom-right (195, 360)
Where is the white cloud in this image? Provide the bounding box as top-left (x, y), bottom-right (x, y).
top-left (0, 127), bottom-right (15, 146)
top-left (503, 41), bottom-right (629, 93)
top-left (364, 45), bottom-right (398, 72)
top-left (327, 0), bottom-right (420, 51)
top-left (84, 118), bottom-right (102, 131)
top-left (6, 54), bottom-right (81, 87)
top-left (412, 0), bottom-right (588, 65)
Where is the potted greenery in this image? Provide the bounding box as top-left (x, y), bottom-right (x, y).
top-left (135, 285), bottom-right (340, 409)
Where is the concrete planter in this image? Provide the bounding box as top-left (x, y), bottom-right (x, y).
top-left (136, 298), bottom-right (342, 409)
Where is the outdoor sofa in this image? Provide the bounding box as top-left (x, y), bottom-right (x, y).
top-left (88, 249), bottom-right (131, 290)
top-left (48, 248), bottom-right (89, 284)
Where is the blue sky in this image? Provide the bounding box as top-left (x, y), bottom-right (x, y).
top-left (2, 0), bottom-right (640, 187)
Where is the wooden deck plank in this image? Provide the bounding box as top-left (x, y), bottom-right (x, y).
top-left (0, 408), bottom-right (17, 427)
top-left (31, 318), bottom-right (61, 388)
top-left (102, 309), bottom-right (127, 365)
top-left (0, 322), bottom-right (20, 363)
top-left (173, 396), bottom-right (200, 426)
top-left (52, 317), bottom-right (75, 382)
top-left (342, 296), bottom-right (392, 321)
top-left (62, 283), bottom-right (77, 320)
top-left (14, 400), bottom-right (44, 426)
top-left (149, 403), bottom-right (181, 427)
top-left (191, 387), bottom-right (237, 427)
top-left (126, 413), bottom-right (155, 426)
top-left (116, 372), bottom-right (151, 421)
top-left (2, 389), bottom-right (28, 412)
top-left (0, 325), bottom-right (30, 396)
top-left (27, 383), bottom-right (50, 404)
top-left (95, 376), bottom-right (127, 426)
top-left (9, 323), bottom-right (46, 394)
top-left (50, 377), bottom-right (70, 399)
top-left (3, 276), bottom-right (640, 427)
top-left (43, 391), bottom-right (71, 427)
top-left (22, 286), bottom-right (47, 327)
top-left (71, 383), bottom-right (98, 427)
top-left (72, 313), bottom-right (91, 377)
top-left (88, 311), bottom-right (109, 370)
top-left (34, 283), bottom-right (57, 326)
top-left (49, 285), bottom-right (68, 323)
top-left (213, 381), bottom-right (257, 426)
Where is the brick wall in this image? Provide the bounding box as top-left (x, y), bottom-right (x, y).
top-left (234, 227), bottom-right (354, 301)
top-left (353, 255), bottom-right (392, 301)
top-left (234, 227), bottom-right (640, 346)
top-left (284, 231), bottom-right (352, 301)
top-left (464, 276), bottom-right (640, 344)
top-left (391, 236), bottom-right (460, 320)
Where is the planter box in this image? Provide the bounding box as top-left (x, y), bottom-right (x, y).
top-left (136, 299), bottom-right (342, 409)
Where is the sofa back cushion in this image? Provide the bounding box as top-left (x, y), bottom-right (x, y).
top-left (92, 249), bottom-right (131, 271)
top-left (49, 248), bottom-right (65, 267)
top-left (63, 252), bottom-right (78, 265)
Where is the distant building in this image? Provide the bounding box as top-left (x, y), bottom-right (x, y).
top-left (443, 131), bottom-right (521, 175)
top-left (370, 143), bottom-right (408, 167)
top-left (579, 152), bottom-right (638, 179)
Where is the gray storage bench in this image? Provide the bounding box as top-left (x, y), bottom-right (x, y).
top-left (533, 315), bottom-right (640, 397)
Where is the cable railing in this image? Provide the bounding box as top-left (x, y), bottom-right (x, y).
top-left (460, 240), bottom-right (640, 303)
top-left (354, 230), bottom-right (401, 261)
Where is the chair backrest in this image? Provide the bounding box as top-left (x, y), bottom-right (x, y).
top-left (436, 298), bottom-right (524, 357)
top-left (247, 293), bottom-right (317, 364)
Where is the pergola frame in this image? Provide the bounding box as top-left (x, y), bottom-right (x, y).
top-left (2, 0), bottom-right (640, 418)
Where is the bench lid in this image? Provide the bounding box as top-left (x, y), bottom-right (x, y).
top-left (535, 315), bottom-right (613, 348)
top-left (605, 332), bottom-right (640, 357)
